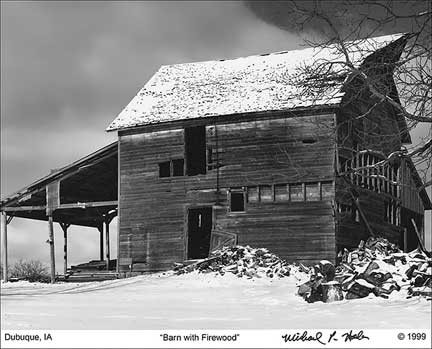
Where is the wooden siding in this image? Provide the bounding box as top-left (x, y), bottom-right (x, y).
top-left (399, 158), bottom-right (424, 214)
top-left (216, 200), bottom-right (336, 264)
top-left (118, 113), bottom-right (337, 272)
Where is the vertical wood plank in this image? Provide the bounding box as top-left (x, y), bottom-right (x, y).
top-left (62, 224), bottom-right (68, 276)
top-left (105, 219), bottom-right (110, 270)
top-left (98, 225), bottom-right (104, 261)
top-left (271, 184), bottom-right (275, 202)
top-left (46, 181), bottom-right (60, 215)
top-left (302, 183), bottom-right (306, 201)
top-left (48, 215), bottom-right (56, 283)
top-left (117, 141), bottom-right (121, 273)
top-left (1, 212), bottom-right (8, 282)
top-left (355, 150), bottom-right (360, 186)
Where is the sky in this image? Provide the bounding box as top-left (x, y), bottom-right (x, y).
top-left (1, 1), bottom-right (430, 272)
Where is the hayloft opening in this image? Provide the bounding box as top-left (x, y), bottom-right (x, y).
top-left (185, 126), bottom-right (206, 176)
top-left (187, 207), bottom-right (212, 259)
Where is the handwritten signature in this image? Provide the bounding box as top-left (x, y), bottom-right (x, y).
top-left (282, 330), bottom-right (369, 346)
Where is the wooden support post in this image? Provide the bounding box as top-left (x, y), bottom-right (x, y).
top-left (105, 219), bottom-right (110, 270)
top-left (2, 212), bottom-right (8, 282)
top-left (48, 215), bottom-right (56, 283)
top-left (411, 218), bottom-right (427, 254)
top-left (98, 225), bottom-right (104, 261)
top-left (59, 223), bottom-right (70, 276)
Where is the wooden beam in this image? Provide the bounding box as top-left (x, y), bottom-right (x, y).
top-left (2, 212), bottom-right (8, 282)
top-left (2, 205), bottom-right (46, 212)
top-left (116, 141), bottom-right (120, 274)
top-left (98, 225), bottom-right (104, 261)
top-left (411, 218), bottom-right (428, 254)
top-left (59, 223), bottom-right (70, 276)
top-left (3, 201), bottom-right (117, 212)
top-left (105, 218), bottom-right (110, 270)
top-left (353, 198), bottom-right (376, 238)
top-left (57, 201), bottom-right (118, 210)
top-left (46, 181), bottom-right (60, 215)
top-left (48, 215), bottom-right (56, 283)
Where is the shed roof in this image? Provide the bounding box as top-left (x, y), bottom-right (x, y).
top-left (1, 142), bottom-right (118, 228)
top-left (107, 34), bottom-right (405, 131)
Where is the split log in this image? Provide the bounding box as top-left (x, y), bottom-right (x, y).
top-left (319, 260), bottom-right (336, 282)
top-left (322, 281), bottom-right (344, 303)
top-left (346, 279), bottom-right (375, 299)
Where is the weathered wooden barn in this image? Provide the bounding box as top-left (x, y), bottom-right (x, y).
top-left (1, 33), bottom-right (430, 281)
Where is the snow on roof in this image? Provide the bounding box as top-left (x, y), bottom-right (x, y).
top-left (107, 34), bottom-right (405, 131)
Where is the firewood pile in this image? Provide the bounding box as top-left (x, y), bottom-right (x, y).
top-left (174, 245), bottom-right (291, 278)
top-left (298, 237), bottom-right (432, 303)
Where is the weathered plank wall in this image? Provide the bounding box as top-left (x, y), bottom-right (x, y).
top-left (118, 113), bottom-right (337, 272)
top-left (216, 200), bottom-right (336, 264)
top-left (399, 158), bottom-right (424, 214)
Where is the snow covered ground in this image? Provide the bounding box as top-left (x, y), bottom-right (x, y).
top-left (1, 271), bottom-right (430, 330)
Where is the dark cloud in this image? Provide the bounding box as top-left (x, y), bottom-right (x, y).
top-left (245, 0), bottom-right (429, 38)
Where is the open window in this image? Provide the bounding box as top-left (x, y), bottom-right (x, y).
top-left (159, 161), bottom-right (171, 178)
top-left (229, 189), bottom-right (245, 212)
top-left (305, 182), bottom-right (320, 201)
top-left (259, 185), bottom-right (272, 202)
top-left (185, 126), bottom-right (206, 176)
top-left (172, 159), bottom-right (184, 177)
top-left (158, 159), bottom-right (184, 178)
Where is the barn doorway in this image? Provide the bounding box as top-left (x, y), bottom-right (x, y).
top-left (187, 207), bottom-right (212, 259)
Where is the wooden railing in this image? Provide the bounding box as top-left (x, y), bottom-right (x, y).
top-left (339, 150), bottom-right (400, 225)
top-left (340, 151), bottom-right (399, 199)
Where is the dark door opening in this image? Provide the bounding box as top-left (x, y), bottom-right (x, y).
top-left (187, 207), bottom-right (212, 259)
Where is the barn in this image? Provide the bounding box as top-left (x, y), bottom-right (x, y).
top-left (1, 33), bottom-right (430, 281)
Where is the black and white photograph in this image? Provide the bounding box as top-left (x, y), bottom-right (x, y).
top-left (1, 1), bottom-right (431, 348)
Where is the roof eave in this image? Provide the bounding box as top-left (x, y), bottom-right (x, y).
top-left (107, 103), bottom-right (341, 134)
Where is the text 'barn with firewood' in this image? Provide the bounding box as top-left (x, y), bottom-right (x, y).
top-left (1, 33), bottom-right (430, 281)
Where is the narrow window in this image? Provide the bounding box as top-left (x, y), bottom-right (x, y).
top-left (260, 185), bottom-right (273, 202)
top-left (172, 159), bottom-right (184, 177)
top-left (321, 181), bottom-right (333, 200)
top-left (230, 191), bottom-right (245, 212)
top-left (275, 184), bottom-right (289, 201)
top-left (185, 126), bottom-right (206, 176)
top-left (290, 183), bottom-right (304, 201)
top-left (247, 187), bottom-right (259, 203)
top-left (305, 182), bottom-right (320, 201)
top-left (159, 161), bottom-right (171, 178)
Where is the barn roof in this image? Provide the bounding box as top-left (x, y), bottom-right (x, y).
top-left (107, 33), bottom-right (406, 132)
